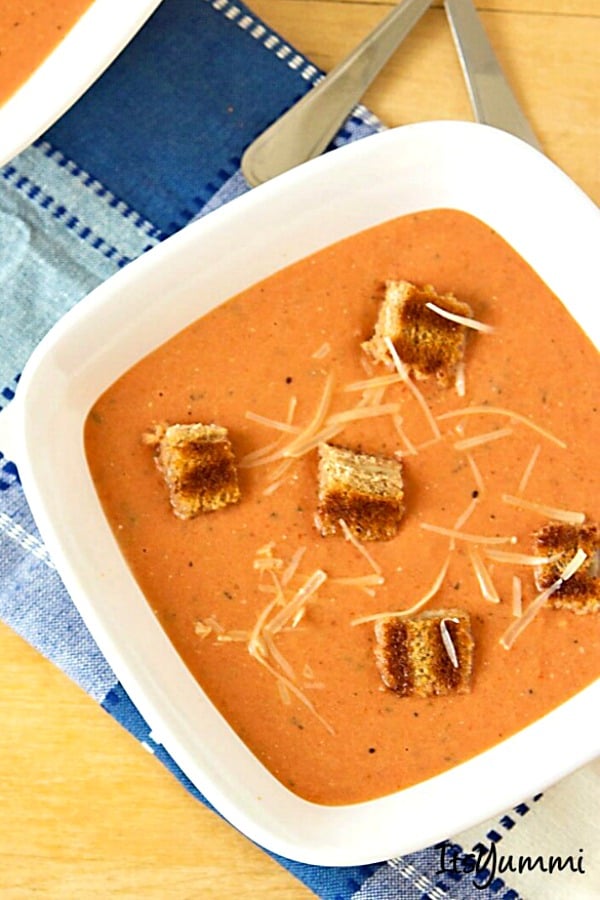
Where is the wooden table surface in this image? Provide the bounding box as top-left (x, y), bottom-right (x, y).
top-left (1, 2), bottom-right (597, 898)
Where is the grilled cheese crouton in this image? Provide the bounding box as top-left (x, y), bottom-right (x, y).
top-left (315, 442), bottom-right (404, 541)
top-left (148, 422), bottom-right (240, 518)
top-left (375, 609), bottom-right (474, 697)
top-left (362, 280), bottom-right (473, 387)
top-left (533, 521), bottom-right (599, 614)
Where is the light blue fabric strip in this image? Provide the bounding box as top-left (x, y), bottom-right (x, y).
top-left (0, 481), bottom-right (117, 702)
top-left (0, 142), bottom-right (162, 390)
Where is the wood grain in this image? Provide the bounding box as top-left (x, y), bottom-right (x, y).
top-left (0, 2), bottom-right (597, 897)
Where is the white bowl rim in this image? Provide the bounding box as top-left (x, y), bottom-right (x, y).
top-left (0, 0), bottom-right (163, 167)
top-left (1, 121), bottom-right (599, 866)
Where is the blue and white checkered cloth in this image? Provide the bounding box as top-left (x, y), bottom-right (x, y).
top-left (1, 2), bottom-right (597, 897)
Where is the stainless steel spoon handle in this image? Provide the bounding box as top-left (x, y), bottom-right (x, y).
top-left (241, 0), bottom-right (433, 186)
top-left (444, 0), bottom-right (541, 150)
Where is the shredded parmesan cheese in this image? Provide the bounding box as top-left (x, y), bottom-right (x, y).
top-left (420, 522), bottom-right (517, 545)
top-left (267, 456), bottom-right (295, 483)
top-left (414, 435), bottom-right (444, 453)
top-left (436, 405), bottom-right (566, 449)
top-left (343, 373), bottom-right (402, 392)
top-left (440, 617), bottom-right (460, 667)
top-left (239, 437), bottom-right (284, 467)
top-left (311, 341), bottom-right (331, 359)
top-left (351, 555), bottom-right (450, 625)
top-left (194, 620), bottom-right (213, 639)
top-left (242, 373), bottom-right (336, 466)
top-left (517, 443), bottom-right (542, 494)
top-left (484, 549), bottom-right (563, 566)
top-left (277, 679), bottom-right (292, 705)
top-left (331, 573), bottom-right (385, 588)
top-left (339, 518), bottom-right (382, 575)
top-left (245, 410), bottom-right (301, 434)
top-left (265, 569), bottom-right (327, 635)
top-left (325, 402), bottom-right (401, 425)
top-left (453, 495), bottom-right (479, 532)
top-left (469, 547), bottom-right (501, 603)
top-left (425, 301), bottom-right (494, 334)
top-left (284, 422), bottom-right (344, 458)
top-left (247, 598), bottom-right (278, 659)
top-left (384, 336), bottom-right (441, 439)
top-left (263, 631), bottom-right (296, 681)
top-left (262, 476), bottom-right (289, 496)
top-left (561, 547), bottom-right (590, 581)
top-left (250, 651), bottom-right (335, 734)
top-left (392, 415), bottom-right (418, 456)
top-left (512, 576), bottom-right (523, 618)
top-left (216, 630), bottom-right (249, 643)
top-left (501, 493), bottom-right (586, 524)
top-left (453, 426), bottom-right (513, 452)
top-left (253, 556), bottom-right (283, 573)
top-left (466, 452), bottom-right (486, 496)
top-left (281, 546), bottom-right (307, 586)
top-left (283, 371), bottom-right (334, 457)
top-left (302, 663), bottom-right (314, 680)
top-left (500, 548), bottom-right (588, 649)
top-left (355, 384), bottom-right (387, 409)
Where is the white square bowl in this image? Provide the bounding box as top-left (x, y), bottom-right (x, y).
top-left (1, 122), bottom-right (598, 866)
top-left (0, 0), bottom-right (162, 167)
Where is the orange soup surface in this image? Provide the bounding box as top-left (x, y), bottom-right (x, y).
top-left (0, 1), bottom-right (94, 105)
top-left (85, 209), bottom-right (599, 805)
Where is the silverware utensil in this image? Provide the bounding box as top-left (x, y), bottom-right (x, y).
top-left (241, 0), bottom-right (433, 187)
top-left (444, 0), bottom-right (541, 150)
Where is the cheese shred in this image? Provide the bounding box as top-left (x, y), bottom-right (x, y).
top-left (283, 371), bottom-right (334, 457)
top-left (339, 519), bottom-right (382, 575)
top-left (343, 373), bottom-right (402, 392)
top-left (245, 410), bottom-right (301, 434)
top-left (420, 521), bottom-right (517, 545)
top-left (351, 555), bottom-right (450, 625)
top-left (512, 576), bottom-right (523, 618)
top-left (484, 549), bottom-right (563, 566)
top-left (384, 336), bottom-right (441, 439)
top-left (500, 549), bottom-right (588, 649)
top-left (425, 301), bottom-right (494, 334)
top-left (466, 452), bottom-right (486, 496)
top-left (392, 414), bottom-right (418, 456)
top-left (331, 573), bottom-right (385, 588)
top-left (517, 444), bottom-right (542, 494)
top-left (501, 493), bottom-right (586, 525)
top-left (469, 547), bottom-right (501, 603)
top-left (454, 426), bottom-right (513, 452)
top-left (437, 405), bottom-right (566, 448)
top-left (311, 341), bottom-right (331, 359)
top-left (250, 651), bottom-right (335, 734)
top-left (440, 617), bottom-right (461, 668)
top-left (265, 569), bottom-right (327, 635)
top-left (325, 402), bottom-right (401, 425)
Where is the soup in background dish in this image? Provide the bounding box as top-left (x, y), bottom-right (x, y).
top-left (0, 0), bottom-right (95, 105)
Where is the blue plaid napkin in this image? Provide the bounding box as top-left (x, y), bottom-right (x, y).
top-left (1, 2), bottom-right (597, 898)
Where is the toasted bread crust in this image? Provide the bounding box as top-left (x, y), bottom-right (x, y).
top-left (533, 521), bottom-right (599, 614)
top-left (316, 442), bottom-right (404, 541)
top-left (362, 280), bottom-right (473, 387)
top-left (150, 422), bottom-right (240, 518)
top-left (375, 609), bottom-right (474, 697)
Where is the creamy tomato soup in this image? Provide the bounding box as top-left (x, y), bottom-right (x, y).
top-left (0, 1), bottom-right (94, 105)
top-left (85, 209), bottom-right (599, 805)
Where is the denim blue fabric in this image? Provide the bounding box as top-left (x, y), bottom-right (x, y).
top-left (0, 1), bottom-right (594, 898)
